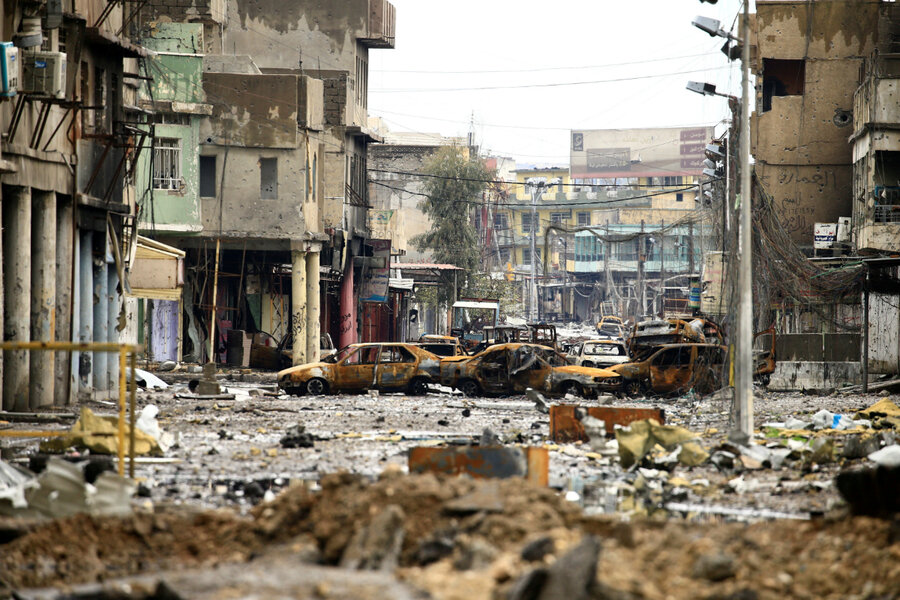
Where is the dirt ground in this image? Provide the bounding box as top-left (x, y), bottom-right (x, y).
top-left (1, 369), bottom-right (898, 598)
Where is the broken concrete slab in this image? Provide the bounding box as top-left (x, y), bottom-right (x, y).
top-left (339, 504), bottom-right (405, 571)
top-left (510, 535), bottom-right (601, 600)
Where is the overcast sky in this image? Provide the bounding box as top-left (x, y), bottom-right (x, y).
top-left (368, 0), bottom-right (750, 168)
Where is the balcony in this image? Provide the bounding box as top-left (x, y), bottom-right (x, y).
top-left (360, 0), bottom-right (396, 49)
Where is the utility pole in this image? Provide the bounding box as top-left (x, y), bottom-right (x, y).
top-left (733, 0), bottom-right (754, 443)
top-left (638, 219), bottom-right (645, 319)
top-left (659, 220), bottom-right (666, 317)
top-left (528, 181), bottom-right (543, 322)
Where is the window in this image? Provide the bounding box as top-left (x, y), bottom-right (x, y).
top-left (94, 66), bottom-right (106, 131)
top-left (522, 247), bottom-right (542, 265)
top-left (577, 212), bottom-right (590, 226)
top-left (676, 193), bottom-right (684, 202)
top-left (153, 138), bottom-right (182, 190)
top-left (498, 248), bottom-right (510, 263)
top-left (521, 212), bottom-right (533, 233)
top-left (199, 156), bottom-right (216, 197)
top-left (80, 61), bottom-right (90, 130)
top-left (493, 212), bottom-right (509, 230)
top-left (380, 345), bottom-right (415, 363)
top-left (355, 44), bottom-right (368, 110)
top-left (762, 58), bottom-right (805, 112)
top-left (550, 212), bottom-right (569, 223)
top-left (260, 157), bottom-right (277, 199)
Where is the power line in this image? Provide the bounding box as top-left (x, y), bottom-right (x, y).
top-left (369, 167), bottom-right (707, 189)
top-left (371, 65), bottom-right (734, 93)
top-left (371, 52), bottom-right (716, 75)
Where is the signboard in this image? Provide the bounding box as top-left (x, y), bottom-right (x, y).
top-left (570, 126), bottom-right (716, 179)
top-left (361, 239), bottom-right (391, 303)
top-left (813, 223), bottom-right (837, 249)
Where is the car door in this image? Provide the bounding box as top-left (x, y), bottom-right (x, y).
top-left (336, 345), bottom-right (379, 391)
top-left (509, 346), bottom-right (552, 392)
top-left (475, 347), bottom-right (512, 394)
top-left (376, 345), bottom-right (418, 391)
top-left (649, 346), bottom-right (694, 393)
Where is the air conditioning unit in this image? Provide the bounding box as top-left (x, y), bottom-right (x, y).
top-left (0, 42), bottom-right (18, 98)
top-left (22, 51), bottom-right (65, 99)
top-left (836, 217), bottom-right (851, 243)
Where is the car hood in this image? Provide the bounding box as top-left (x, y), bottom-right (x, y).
top-left (553, 364), bottom-right (620, 378)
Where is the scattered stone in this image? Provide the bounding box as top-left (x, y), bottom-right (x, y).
top-left (462, 408), bottom-right (471, 418)
top-left (280, 424), bottom-right (316, 449)
top-left (527, 388), bottom-right (550, 414)
top-left (339, 504), bottom-right (405, 571)
top-left (841, 434), bottom-right (881, 459)
top-left (693, 552), bottom-right (737, 582)
top-left (248, 389), bottom-right (263, 397)
top-left (453, 537), bottom-right (498, 571)
top-left (437, 419), bottom-right (450, 427)
top-left (414, 536), bottom-right (455, 566)
top-left (810, 437), bottom-right (834, 464)
top-left (480, 427), bottom-right (500, 446)
top-left (535, 536), bottom-right (601, 600)
top-left (136, 483), bottom-right (152, 498)
top-left (520, 536), bottom-right (554, 562)
top-left (243, 481), bottom-right (265, 501)
top-left (157, 360), bottom-right (177, 372)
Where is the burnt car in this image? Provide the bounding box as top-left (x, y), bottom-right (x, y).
top-left (609, 343), bottom-right (727, 397)
top-left (753, 327), bottom-right (777, 385)
top-left (596, 316), bottom-right (627, 340)
top-left (415, 334), bottom-right (469, 357)
top-left (627, 318), bottom-right (707, 356)
top-left (277, 342), bottom-right (441, 396)
top-left (568, 339), bottom-right (630, 369)
top-left (439, 343), bottom-right (622, 398)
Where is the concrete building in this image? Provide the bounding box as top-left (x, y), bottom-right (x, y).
top-left (0, 0), bottom-right (146, 408)
top-left (135, 0), bottom-right (396, 363)
top-left (749, 0), bottom-right (888, 247)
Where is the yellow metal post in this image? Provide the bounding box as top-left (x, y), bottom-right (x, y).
top-left (129, 351), bottom-right (137, 478)
top-left (118, 347), bottom-right (127, 476)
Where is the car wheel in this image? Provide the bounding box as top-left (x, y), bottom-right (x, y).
top-left (458, 379), bottom-right (481, 397)
top-left (560, 381), bottom-right (583, 397)
top-left (305, 377), bottom-right (328, 395)
top-left (758, 373), bottom-right (771, 387)
top-left (624, 379), bottom-right (645, 397)
top-left (407, 377), bottom-right (429, 396)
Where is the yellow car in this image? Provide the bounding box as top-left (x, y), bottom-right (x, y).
top-left (440, 343), bottom-right (622, 397)
top-left (277, 343), bottom-right (441, 396)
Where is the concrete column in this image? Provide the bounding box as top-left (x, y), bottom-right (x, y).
top-left (107, 267), bottom-right (120, 391)
top-left (55, 196), bottom-right (74, 405)
top-left (78, 230), bottom-right (94, 393)
top-left (338, 259), bottom-right (357, 348)
top-left (305, 250), bottom-right (321, 363)
top-left (291, 250), bottom-right (308, 365)
top-left (2, 186), bottom-right (32, 412)
top-left (29, 190), bottom-right (57, 409)
top-left (93, 254), bottom-right (109, 394)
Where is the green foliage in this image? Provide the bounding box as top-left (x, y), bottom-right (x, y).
top-left (411, 145), bottom-right (495, 305)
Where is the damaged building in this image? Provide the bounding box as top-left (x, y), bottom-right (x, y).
top-left (0, 0), bottom-right (148, 409)
top-left (133, 0), bottom-right (396, 365)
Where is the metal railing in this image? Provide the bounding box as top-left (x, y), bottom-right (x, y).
top-left (0, 341), bottom-right (141, 477)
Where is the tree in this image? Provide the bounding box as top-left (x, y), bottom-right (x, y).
top-left (411, 145), bottom-right (495, 305)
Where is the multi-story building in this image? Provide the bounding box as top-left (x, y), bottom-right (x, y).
top-left (135, 0), bottom-right (396, 362)
top-left (750, 0), bottom-right (887, 247)
top-left (484, 127), bottom-right (714, 322)
top-left (1, 0), bottom-right (147, 408)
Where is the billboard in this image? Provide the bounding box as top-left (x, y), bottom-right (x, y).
top-left (570, 126), bottom-right (715, 179)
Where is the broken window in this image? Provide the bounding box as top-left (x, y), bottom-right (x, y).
top-left (260, 157), bottom-right (277, 199)
top-left (94, 66), bottom-right (106, 132)
top-left (380, 345), bottom-right (415, 363)
top-left (153, 138), bottom-right (182, 190)
top-left (874, 150), bottom-right (900, 222)
top-left (199, 156), bottom-right (216, 197)
top-left (762, 58), bottom-right (805, 112)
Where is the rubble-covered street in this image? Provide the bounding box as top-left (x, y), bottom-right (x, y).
top-left (3, 368), bottom-right (900, 598)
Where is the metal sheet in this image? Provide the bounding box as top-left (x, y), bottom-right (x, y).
top-left (549, 405), bottom-right (665, 443)
top-left (408, 446), bottom-right (548, 486)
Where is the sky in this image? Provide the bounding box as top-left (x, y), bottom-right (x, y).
top-left (368, 0), bottom-right (750, 168)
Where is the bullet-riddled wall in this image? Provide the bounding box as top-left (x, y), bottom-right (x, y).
top-left (750, 1), bottom-right (885, 246)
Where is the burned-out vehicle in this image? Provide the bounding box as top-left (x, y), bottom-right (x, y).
top-left (440, 343), bottom-right (622, 398)
top-left (415, 335), bottom-right (469, 357)
top-left (753, 327), bottom-right (777, 385)
top-left (609, 343), bottom-right (727, 396)
top-left (627, 318), bottom-right (707, 356)
top-left (596, 316), bottom-right (627, 340)
top-left (277, 343), bottom-right (441, 396)
top-left (568, 339), bottom-right (630, 369)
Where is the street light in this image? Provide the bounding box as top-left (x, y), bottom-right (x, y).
top-left (686, 81), bottom-right (737, 101)
top-left (691, 8), bottom-right (754, 445)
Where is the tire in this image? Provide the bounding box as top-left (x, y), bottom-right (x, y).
top-left (305, 377), bottom-right (329, 395)
top-left (407, 377), bottom-right (429, 396)
top-left (458, 379), bottom-right (481, 398)
top-left (624, 379), bottom-right (645, 397)
top-left (282, 386), bottom-right (304, 397)
top-left (758, 373), bottom-right (771, 387)
top-left (560, 381), bottom-right (583, 397)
